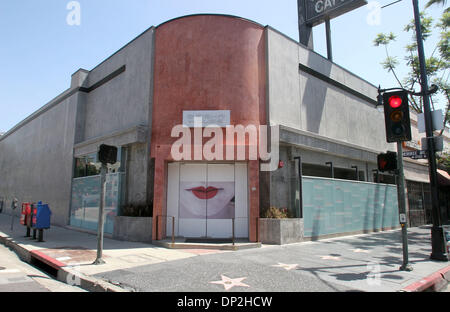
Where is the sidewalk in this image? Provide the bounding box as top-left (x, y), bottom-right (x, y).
top-left (0, 213), bottom-right (205, 291)
top-left (0, 212), bottom-right (448, 292)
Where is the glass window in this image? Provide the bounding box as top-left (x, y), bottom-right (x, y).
top-left (74, 147), bottom-right (123, 178)
top-left (301, 163), bottom-right (365, 181)
top-left (73, 153), bottom-right (100, 178)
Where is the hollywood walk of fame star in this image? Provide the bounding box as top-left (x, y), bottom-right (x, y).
top-left (272, 263), bottom-right (299, 271)
top-left (209, 275), bottom-right (250, 291)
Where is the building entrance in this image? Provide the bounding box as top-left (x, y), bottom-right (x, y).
top-left (166, 163), bottom-right (248, 239)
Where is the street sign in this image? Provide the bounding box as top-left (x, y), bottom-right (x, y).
top-left (305, 0), bottom-right (368, 26)
top-left (417, 109), bottom-right (444, 133)
top-left (410, 154), bottom-right (427, 159)
top-left (421, 136), bottom-right (444, 153)
top-left (403, 150), bottom-right (428, 159)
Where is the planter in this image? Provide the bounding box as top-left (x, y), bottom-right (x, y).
top-left (259, 218), bottom-right (304, 245)
top-left (113, 216), bottom-right (152, 243)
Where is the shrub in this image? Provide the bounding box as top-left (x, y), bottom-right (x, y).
top-left (262, 206), bottom-right (290, 219)
top-left (121, 203), bottom-right (152, 217)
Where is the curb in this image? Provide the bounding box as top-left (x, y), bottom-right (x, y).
top-left (0, 233), bottom-right (128, 293)
top-left (401, 266), bottom-right (450, 292)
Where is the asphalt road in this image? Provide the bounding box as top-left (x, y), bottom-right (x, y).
top-left (94, 242), bottom-right (361, 292)
top-left (0, 244), bottom-right (86, 292)
top-left (93, 227), bottom-right (447, 292)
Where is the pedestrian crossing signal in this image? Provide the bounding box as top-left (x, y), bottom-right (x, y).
top-left (377, 152), bottom-right (397, 172)
top-left (98, 144), bottom-right (117, 165)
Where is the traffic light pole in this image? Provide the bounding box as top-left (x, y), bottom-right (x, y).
top-left (93, 162), bottom-right (107, 265)
top-left (412, 0), bottom-right (448, 261)
top-left (396, 143), bottom-right (412, 271)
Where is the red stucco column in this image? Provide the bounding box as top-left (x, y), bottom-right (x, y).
top-left (152, 149), bottom-right (168, 240)
top-left (248, 160), bottom-right (260, 242)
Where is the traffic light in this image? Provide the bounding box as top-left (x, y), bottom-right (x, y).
top-left (377, 151), bottom-right (397, 172)
top-left (383, 90), bottom-right (411, 143)
top-left (98, 144), bottom-right (117, 164)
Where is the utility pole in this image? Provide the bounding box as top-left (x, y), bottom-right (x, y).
top-left (412, 0), bottom-right (448, 261)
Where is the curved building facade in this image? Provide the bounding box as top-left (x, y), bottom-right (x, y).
top-left (151, 15), bottom-right (267, 240)
top-left (1, 14), bottom-right (440, 244)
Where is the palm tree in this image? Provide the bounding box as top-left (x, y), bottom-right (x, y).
top-left (425, 0), bottom-right (449, 10)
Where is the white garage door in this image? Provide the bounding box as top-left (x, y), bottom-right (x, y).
top-left (166, 163), bottom-right (248, 239)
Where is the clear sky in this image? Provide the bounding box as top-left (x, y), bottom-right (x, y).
top-left (0, 0), bottom-right (447, 132)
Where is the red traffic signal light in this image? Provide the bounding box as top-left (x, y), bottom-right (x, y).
top-left (382, 90), bottom-right (411, 143)
top-left (388, 95), bottom-right (402, 108)
top-left (377, 152), bottom-right (397, 172)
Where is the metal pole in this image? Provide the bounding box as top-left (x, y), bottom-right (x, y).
top-left (172, 216), bottom-right (175, 245)
top-left (93, 163), bottom-right (107, 265)
top-left (38, 229), bottom-right (43, 242)
top-left (232, 218), bottom-right (235, 246)
top-left (297, 0), bottom-right (314, 48)
top-left (155, 215), bottom-right (159, 241)
top-left (372, 169), bottom-right (380, 183)
top-left (325, 18), bottom-right (333, 61)
top-left (10, 198), bottom-right (17, 231)
top-left (294, 157), bottom-right (303, 218)
top-left (412, 0), bottom-right (448, 261)
top-left (256, 217), bottom-right (260, 243)
top-left (397, 143), bottom-right (412, 271)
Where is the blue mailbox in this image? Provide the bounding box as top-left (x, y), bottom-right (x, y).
top-left (33, 201), bottom-right (51, 229)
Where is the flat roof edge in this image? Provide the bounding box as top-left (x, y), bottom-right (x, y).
top-left (265, 25), bottom-right (379, 91)
top-left (0, 87), bottom-right (77, 142)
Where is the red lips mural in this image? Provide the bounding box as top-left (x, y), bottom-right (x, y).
top-left (187, 186), bottom-right (223, 200)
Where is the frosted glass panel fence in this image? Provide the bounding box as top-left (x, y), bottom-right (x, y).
top-left (302, 177), bottom-right (399, 238)
top-left (70, 173), bottom-right (123, 234)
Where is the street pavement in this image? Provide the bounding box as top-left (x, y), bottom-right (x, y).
top-left (0, 212), bottom-right (448, 292)
top-left (93, 227), bottom-right (449, 292)
top-left (0, 243), bottom-right (85, 292)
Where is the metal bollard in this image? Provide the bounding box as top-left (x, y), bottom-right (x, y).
top-left (155, 215), bottom-right (159, 241)
top-left (232, 218), bottom-right (235, 246)
top-left (172, 216), bottom-right (175, 244)
top-left (256, 217), bottom-right (260, 243)
top-left (10, 198), bottom-right (18, 231)
top-left (38, 229), bottom-right (44, 242)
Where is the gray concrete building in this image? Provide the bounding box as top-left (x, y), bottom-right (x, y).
top-left (0, 15), bottom-right (435, 243)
